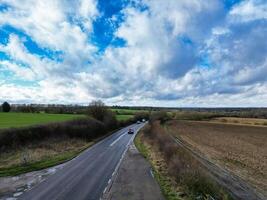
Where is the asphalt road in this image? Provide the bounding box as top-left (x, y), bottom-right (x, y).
top-left (19, 123), bottom-right (145, 200)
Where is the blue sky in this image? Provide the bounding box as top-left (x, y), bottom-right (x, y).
top-left (0, 0), bottom-right (267, 106)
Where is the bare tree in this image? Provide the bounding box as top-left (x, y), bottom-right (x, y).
top-left (87, 100), bottom-right (108, 121)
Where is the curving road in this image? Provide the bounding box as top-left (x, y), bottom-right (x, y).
top-left (19, 123), bottom-right (145, 200)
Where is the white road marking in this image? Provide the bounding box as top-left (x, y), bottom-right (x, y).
top-left (102, 124), bottom-right (146, 199)
top-left (150, 169), bottom-right (154, 178)
top-left (109, 133), bottom-right (127, 147)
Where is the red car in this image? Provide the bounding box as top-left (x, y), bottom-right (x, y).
top-left (128, 128), bottom-right (134, 134)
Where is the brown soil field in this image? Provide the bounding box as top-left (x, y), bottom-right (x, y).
top-left (166, 120), bottom-right (267, 196)
top-left (211, 117), bottom-right (267, 126)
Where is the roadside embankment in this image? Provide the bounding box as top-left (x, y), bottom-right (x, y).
top-left (135, 121), bottom-right (234, 200)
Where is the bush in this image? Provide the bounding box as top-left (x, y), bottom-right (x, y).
top-left (149, 111), bottom-right (170, 124)
top-left (134, 112), bottom-right (150, 121)
top-left (103, 110), bottom-right (118, 131)
top-left (0, 117), bottom-right (106, 151)
top-left (2, 102), bottom-right (11, 112)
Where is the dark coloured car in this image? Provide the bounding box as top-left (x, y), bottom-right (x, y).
top-left (128, 128), bottom-right (134, 134)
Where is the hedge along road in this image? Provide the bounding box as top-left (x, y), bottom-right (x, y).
top-left (18, 123), bottom-right (145, 200)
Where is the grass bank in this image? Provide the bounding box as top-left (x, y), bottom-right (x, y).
top-left (0, 138), bottom-right (92, 176)
top-left (134, 122), bottom-right (232, 200)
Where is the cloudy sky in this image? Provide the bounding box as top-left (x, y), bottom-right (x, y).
top-left (0, 0), bottom-right (267, 107)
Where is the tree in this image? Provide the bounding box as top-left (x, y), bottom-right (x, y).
top-left (2, 102), bottom-right (11, 112)
top-left (87, 100), bottom-right (108, 121)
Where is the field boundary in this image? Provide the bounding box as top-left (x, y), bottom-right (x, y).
top-left (182, 119), bottom-right (267, 128)
top-left (169, 133), bottom-right (266, 200)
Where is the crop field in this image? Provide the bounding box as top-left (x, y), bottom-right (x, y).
top-left (112, 108), bottom-right (149, 121)
top-left (166, 120), bottom-right (267, 196)
top-left (211, 117), bottom-right (267, 126)
top-left (0, 113), bottom-right (84, 129)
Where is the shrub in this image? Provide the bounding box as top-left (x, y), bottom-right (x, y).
top-left (149, 111), bottom-right (170, 124)
top-left (103, 110), bottom-right (118, 131)
top-left (2, 102), bottom-right (11, 112)
top-left (134, 112), bottom-right (150, 121)
top-left (0, 117), bottom-right (106, 151)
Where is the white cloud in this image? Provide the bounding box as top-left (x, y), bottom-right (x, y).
top-left (0, 0), bottom-right (267, 106)
top-left (0, 0), bottom-right (97, 69)
top-left (229, 0), bottom-right (267, 22)
top-left (0, 60), bottom-right (35, 80)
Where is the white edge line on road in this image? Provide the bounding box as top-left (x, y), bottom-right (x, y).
top-left (101, 124), bottom-right (146, 200)
top-left (150, 168), bottom-right (154, 179)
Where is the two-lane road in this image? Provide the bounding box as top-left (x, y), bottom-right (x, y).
top-left (19, 123), bottom-right (145, 200)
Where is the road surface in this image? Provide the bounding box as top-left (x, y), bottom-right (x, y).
top-left (104, 142), bottom-right (164, 200)
top-left (19, 123), bottom-right (145, 200)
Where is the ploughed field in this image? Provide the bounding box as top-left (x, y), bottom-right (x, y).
top-left (0, 113), bottom-right (85, 129)
top-left (167, 120), bottom-right (267, 196)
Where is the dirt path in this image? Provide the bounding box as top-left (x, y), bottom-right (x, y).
top-left (171, 136), bottom-right (266, 200)
top-left (103, 142), bottom-right (164, 200)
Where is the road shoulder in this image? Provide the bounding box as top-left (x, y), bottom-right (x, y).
top-left (103, 142), bottom-right (164, 200)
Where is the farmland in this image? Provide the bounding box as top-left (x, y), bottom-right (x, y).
top-left (0, 113), bottom-right (85, 129)
top-left (211, 117), bottom-right (267, 126)
top-left (166, 120), bottom-right (267, 196)
top-left (115, 114), bottom-right (133, 121)
top-left (111, 108), bottom-right (147, 115)
top-left (112, 108), bottom-right (149, 121)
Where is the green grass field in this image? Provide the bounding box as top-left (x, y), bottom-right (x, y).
top-left (0, 113), bottom-right (85, 129)
top-left (111, 108), bottom-right (147, 115)
top-left (116, 114), bottom-right (134, 121)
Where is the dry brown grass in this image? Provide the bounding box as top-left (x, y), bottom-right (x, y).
top-left (167, 120), bottom-right (267, 196)
top-left (137, 122), bottom-right (232, 200)
top-left (0, 138), bottom-right (91, 169)
top-left (211, 117), bottom-right (267, 126)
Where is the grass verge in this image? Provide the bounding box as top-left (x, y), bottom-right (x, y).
top-left (0, 139), bottom-right (92, 177)
top-left (134, 130), bottom-right (182, 200)
top-left (134, 122), bottom-right (232, 200)
top-left (0, 149), bottom-right (83, 177)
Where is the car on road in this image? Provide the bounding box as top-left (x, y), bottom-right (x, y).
top-left (128, 128), bottom-right (134, 134)
top-left (137, 121), bottom-right (141, 124)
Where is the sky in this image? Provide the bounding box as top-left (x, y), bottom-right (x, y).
top-left (0, 0), bottom-right (267, 107)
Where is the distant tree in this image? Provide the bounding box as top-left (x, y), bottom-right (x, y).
top-left (149, 111), bottom-right (170, 124)
top-left (87, 100), bottom-right (108, 122)
top-left (103, 110), bottom-right (118, 130)
top-left (2, 102), bottom-right (11, 112)
top-left (134, 112), bottom-right (150, 121)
